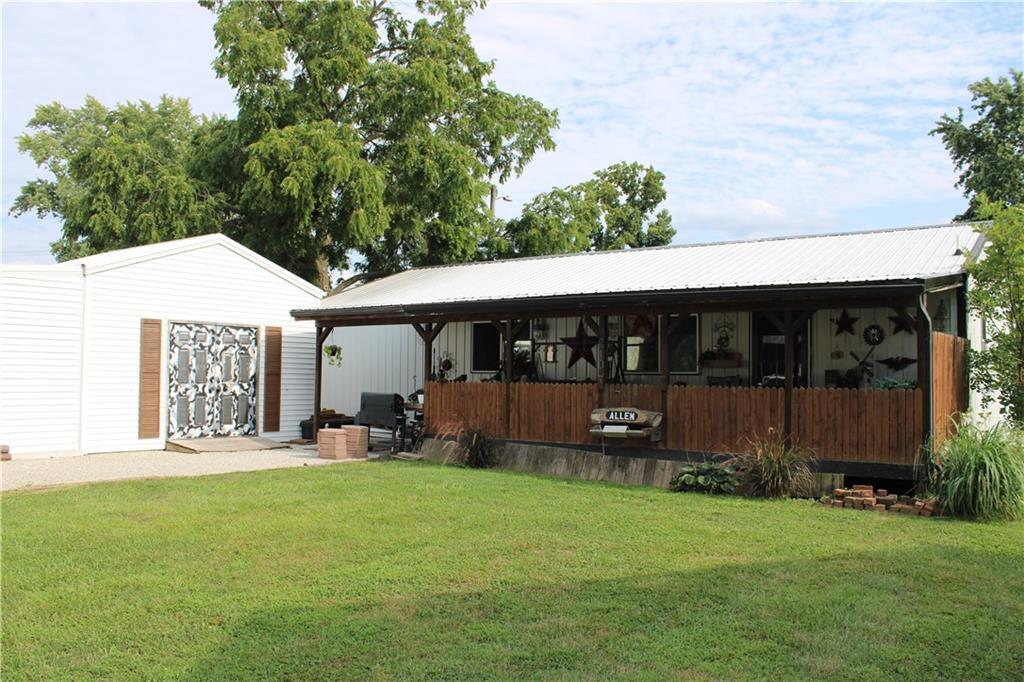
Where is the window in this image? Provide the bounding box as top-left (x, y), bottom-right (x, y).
top-left (623, 314), bottom-right (699, 373)
top-left (472, 323), bottom-right (501, 372)
top-left (669, 314), bottom-right (699, 373)
top-left (471, 322), bottom-right (532, 373)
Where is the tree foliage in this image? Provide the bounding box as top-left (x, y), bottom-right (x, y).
top-left (499, 162), bottom-right (675, 258)
top-left (200, 0), bottom-right (558, 285)
top-left (967, 198), bottom-right (1024, 425)
top-left (10, 96), bottom-right (224, 260)
top-left (932, 70), bottom-right (1024, 221)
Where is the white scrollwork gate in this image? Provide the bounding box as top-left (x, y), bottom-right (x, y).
top-left (168, 322), bottom-right (258, 438)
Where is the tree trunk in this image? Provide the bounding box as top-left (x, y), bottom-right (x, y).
top-left (313, 230), bottom-right (332, 291)
top-left (314, 252), bottom-right (331, 291)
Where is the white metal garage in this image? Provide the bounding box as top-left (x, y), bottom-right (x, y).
top-left (0, 234), bottom-right (323, 458)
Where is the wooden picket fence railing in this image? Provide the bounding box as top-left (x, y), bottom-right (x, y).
top-left (932, 332), bottom-right (969, 448)
top-left (792, 387), bottom-right (923, 464)
top-left (510, 382), bottom-right (598, 443)
top-left (424, 381), bottom-right (506, 437)
top-left (425, 381), bottom-right (928, 465)
top-left (665, 386), bottom-right (784, 453)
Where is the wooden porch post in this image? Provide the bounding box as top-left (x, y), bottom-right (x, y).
top-left (782, 310), bottom-right (795, 440)
top-left (412, 322), bottom-right (446, 387)
top-left (659, 314), bottom-right (670, 441)
top-left (313, 325), bottom-right (332, 443)
top-left (504, 319), bottom-right (514, 436)
top-left (916, 294), bottom-right (933, 449)
top-left (598, 316), bottom-right (609, 388)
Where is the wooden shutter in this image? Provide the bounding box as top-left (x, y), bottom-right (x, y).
top-left (264, 327), bottom-right (283, 433)
top-left (138, 319), bottom-right (162, 438)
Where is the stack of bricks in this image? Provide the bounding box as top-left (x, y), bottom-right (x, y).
top-left (823, 485), bottom-right (942, 517)
top-left (317, 426), bottom-right (369, 460)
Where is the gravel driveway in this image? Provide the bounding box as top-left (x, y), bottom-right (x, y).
top-left (1, 446), bottom-right (355, 492)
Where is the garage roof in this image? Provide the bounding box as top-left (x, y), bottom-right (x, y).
top-left (298, 223), bottom-right (983, 320)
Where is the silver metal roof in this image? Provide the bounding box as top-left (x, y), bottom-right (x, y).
top-left (313, 223), bottom-right (984, 313)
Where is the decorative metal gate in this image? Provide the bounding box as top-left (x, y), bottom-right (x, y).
top-left (168, 322), bottom-right (258, 438)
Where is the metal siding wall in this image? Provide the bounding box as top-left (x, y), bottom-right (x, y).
top-left (82, 244), bottom-right (320, 453)
top-left (0, 267), bottom-right (84, 456)
top-left (320, 325), bottom-right (422, 416)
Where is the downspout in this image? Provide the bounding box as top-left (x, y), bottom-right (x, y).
top-left (77, 262), bottom-right (89, 454)
top-left (916, 291), bottom-right (933, 452)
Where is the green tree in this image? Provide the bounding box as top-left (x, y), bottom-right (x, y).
top-left (10, 96), bottom-right (225, 260)
top-left (967, 198), bottom-right (1024, 425)
top-left (932, 70), bottom-right (1024, 221)
top-left (201, 0), bottom-right (558, 286)
top-left (500, 162), bottom-right (675, 257)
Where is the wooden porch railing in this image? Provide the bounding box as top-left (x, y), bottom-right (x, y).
top-left (425, 381), bottom-right (928, 465)
top-left (932, 332), bottom-right (968, 448)
top-left (792, 388), bottom-right (923, 464)
top-left (665, 386), bottom-right (784, 453)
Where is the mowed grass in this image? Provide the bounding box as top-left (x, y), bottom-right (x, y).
top-left (3, 462), bottom-right (1023, 680)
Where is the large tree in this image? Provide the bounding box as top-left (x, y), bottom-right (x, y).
top-left (200, 0), bottom-right (558, 286)
top-left (967, 198), bottom-right (1024, 425)
top-left (932, 70), bottom-right (1024, 221)
top-left (498, 162), bottom-right (675, 258)
top-left (10, 96), bottom-right (225, 260)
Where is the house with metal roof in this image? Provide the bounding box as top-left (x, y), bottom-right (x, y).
top-left (297, 223), bottom-right (986, 480)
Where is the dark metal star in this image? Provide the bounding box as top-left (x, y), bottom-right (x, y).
top-left (889, 313), bottom-right (916, 335)
top-left (560, 320), bottom-right (599, 369)
top-left (832, 309), bottom-right (858, 336)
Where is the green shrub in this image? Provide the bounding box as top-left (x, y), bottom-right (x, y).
top-left (457, 426), bottom-right (498, 469)
top-left (733, 429), bottom-right (815, 498)
top-left (670, 460), bottom-right (737, 495)
top-left (927, 422), bottom-right (1024, 520)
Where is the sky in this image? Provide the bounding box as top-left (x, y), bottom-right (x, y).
top-left (1, 1), bottom-right (1022, 265)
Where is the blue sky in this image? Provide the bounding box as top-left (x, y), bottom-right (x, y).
top-left (2, 1), bottom-right (1021, 264)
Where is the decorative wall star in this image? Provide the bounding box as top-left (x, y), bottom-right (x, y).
top-left (832, 309), bottom-right (858, 336)
top-left (889, 313), bottom-right (916, 335)
top-left (560, 320), bottom-right (599, 369)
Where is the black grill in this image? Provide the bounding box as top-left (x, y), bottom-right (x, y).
top-left (356, 393), bottom-right (407, 452)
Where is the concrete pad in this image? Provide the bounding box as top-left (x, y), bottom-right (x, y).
top-left (1, 446), bottom-right (359, 492)
top-left (165, 436), bottom-right (289, 453)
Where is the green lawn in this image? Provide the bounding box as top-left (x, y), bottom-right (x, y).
top-left (3, 462), bottom-right (1023, 680)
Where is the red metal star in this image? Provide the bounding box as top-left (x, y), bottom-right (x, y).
top-left (560, 320), bottom-right (599, 369)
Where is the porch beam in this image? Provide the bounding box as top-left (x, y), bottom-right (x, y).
top-left (597, 315), bottom-right (608, 393)
top-left (313, 325), bottom-right (333, 444)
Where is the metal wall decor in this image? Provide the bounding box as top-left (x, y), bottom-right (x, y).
top-left (832, 309), bottom-right (858, 336)
top-left (878, 356), bottom-right (917, 371)
top-left (560, 320), bottom-right (599, 369)
top-left (862, 324), bottom-right (885, 346)
top-left (888, 312), bottom-right (916, 335)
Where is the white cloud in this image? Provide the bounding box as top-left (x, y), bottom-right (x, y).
top-left (2, 1), bottom-right (1021, 263)
top-left (469, 1), bottom-right (1022, 241)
